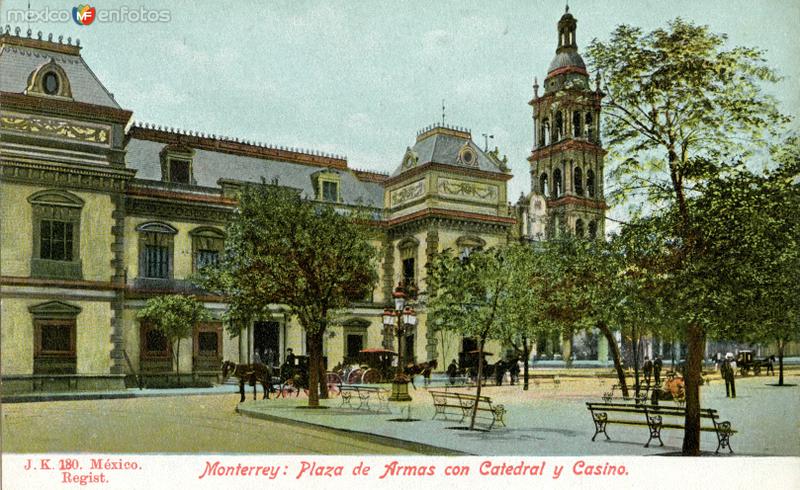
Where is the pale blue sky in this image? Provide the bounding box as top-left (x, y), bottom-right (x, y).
top-left (2, 0), bottom-right (798, 203)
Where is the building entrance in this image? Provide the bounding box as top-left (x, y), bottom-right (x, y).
top-left (254, 321), bottom-right (280, 366)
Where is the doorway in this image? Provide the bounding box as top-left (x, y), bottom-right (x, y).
top-left (254, 321), bottom-right (279, 366)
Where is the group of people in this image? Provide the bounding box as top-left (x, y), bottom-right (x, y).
top-left (641, 356), bottom-right (664, 386)
top-left (445, 357), bottom-right (522, 386)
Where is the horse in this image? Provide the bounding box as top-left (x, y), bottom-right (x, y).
top-left (404, 360), bottom-right (438, 388)
top-left (221, 360), bottom-right (274, 403)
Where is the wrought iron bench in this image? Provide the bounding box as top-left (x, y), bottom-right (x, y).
top-left (429, 390), bottom-right (506, 430)
top-left (586, 401), bottom-right (736, 453)
top-left (338, 384), bottom-right (389, 412)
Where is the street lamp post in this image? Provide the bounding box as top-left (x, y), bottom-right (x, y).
top-left (383, 282), bottom-right (416, 402)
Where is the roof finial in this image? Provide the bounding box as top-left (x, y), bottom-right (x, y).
top-left (441, 99), bottom-right (446, 126)
top-left (565, 2), bottom-right (569, 14)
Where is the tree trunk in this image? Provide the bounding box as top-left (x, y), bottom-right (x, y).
top-left (598, 321), bottom-right (628, 397)
top-left (681, 323), bottom-right (705, 455)
top-left (319, 355), bottom-right (328, 399)
top-left (523, 338), bottom-right (530, 391)
top-left (470, 337), bottom-right (486, 430)
top-left (307, 331), bottom-right (321, 407)
top-left (175, 340), bottom-right (181, 386)
top-left (778, 338), bottom-right (785, 386)
top-left (632, 330), bottom-right (640, 397)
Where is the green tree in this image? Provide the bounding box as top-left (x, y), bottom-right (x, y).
top-left (497, 242), bottom-right (560, 391)
top-left (428, 247), bottom-right (510, 429)
top-left (587, 19), bottom-right (788, 455)
top-left (198, 180), bottom-right (378, 407)
top-left (137, 295), bottom-right (211, 384)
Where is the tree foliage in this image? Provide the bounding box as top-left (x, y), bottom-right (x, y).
top-left (428, 247), bottom-right (511, 429)
top-left (198, 180), bottom-right (379, 407)
top-left (137, 295), bottom-right (211, 382)
top-left (587, 18), bottom-right (789, 455)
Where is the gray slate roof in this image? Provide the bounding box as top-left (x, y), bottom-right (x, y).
top-left (548, 50), bottom-right (586, 73)
top-left (126, 138), bottom-right (384, 208)
top-left (392, 131), bottom-right (505, 176)
top-left (0, 44), bottom-right (120, 108)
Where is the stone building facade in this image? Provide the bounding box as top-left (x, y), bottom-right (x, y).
top-left (0, 26), bottom-right (513, 392)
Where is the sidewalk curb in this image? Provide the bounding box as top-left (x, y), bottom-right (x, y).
top-left (0, 388), bottom-right (238, 404)
top-left (236, 404), bottom-right (470, 457)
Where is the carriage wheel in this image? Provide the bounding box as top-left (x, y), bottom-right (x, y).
top-left (326, 372), bottom-right (342, 395)
top-left (361, 368), bottom-right (381, 385)
top-left (347, 368), bottom-right (363, 384)
top-left (740, 367), bottom-right (748, 376)
top-left (754, 365), bottom-right (761, 375)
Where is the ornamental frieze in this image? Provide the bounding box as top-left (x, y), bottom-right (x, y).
top-left (437, 177), bottom-right (499, 204)
top-left (0, 113), bottom-right (110, 145)
top-left (390, 179), bottom-right (425, 207)
top-left (126, 197), bottom-right (231, 225)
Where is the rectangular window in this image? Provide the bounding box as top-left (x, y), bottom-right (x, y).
top-left (40, 220), bottom-right (73, 261)
top-left (144, 244), bottom-right (169, 278)
top-left (322, 181), bottom-right (338, 202)
top-left (142, 324), bottom-right (169, 357)
top-left (169, 159), bottom-right (191, 184)
top-left (37, 322), bottom-right (75, 355)
top-left (195, 250), bottom-right (219, 270)
top-left (402, 257), bottom-right (415, 285)
top-left (198, 331), bottom-right (219, 355)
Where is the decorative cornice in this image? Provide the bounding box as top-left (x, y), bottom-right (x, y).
top-left (0, 158), bottom-right (135, 192)
top-left (125, 194), bottom-right (232, 225)
top-left (126, 185), bottom-right (236, 206)
top-left (546, 65), bottom-right (589, 79)
top-left (529, 139), bottom-right (606, 161)
top-left (0, 275), bottom-right (121, 290)
top-left (127, 125), bottom-right (349, 170)
top-left (0, 29), bottom-right (81, 55)
top-left (353, 169), bottom-right (389, 183)
top-left (384, 161), bottom-right (511, 187)
top-left (546, 195), bottom-right (608, 210)
top-left (388, 208), bottom-right (515, 228)
top-left (0, 92), bottom-right (132, 125)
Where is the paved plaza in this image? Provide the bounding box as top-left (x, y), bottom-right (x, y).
top-left (237, 373), bottom-right (800, 456)
top-left (3, 371), bottom-right (797, 456)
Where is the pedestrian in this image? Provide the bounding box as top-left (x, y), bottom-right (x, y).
top-left (653, 356), bottom-right (663, 386)
top-left (509, 357), bottom-right (520, 385)
top-left (643, 357), bottom-right (653, 386)
top-left (722, 354), bottom-right (736, 398)
top-left (766, 355), bottom-right (775, 376)
top-left (447, 359), bottom-right (458, 385)
top-left (494, 360), bottom-right (505, 386)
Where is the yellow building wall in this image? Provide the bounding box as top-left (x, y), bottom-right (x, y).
top-left (0, 297), bottom-right (112, 375)
top-left (124, 217), bottom-right (224, 281)
top-left (1, 299), bottom-right (34, 374)
top-left (0, 182), bottom-right (115, 281)
top-left (122, 308), bottom-right (141, 371)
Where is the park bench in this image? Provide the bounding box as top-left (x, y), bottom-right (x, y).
top-left (428, 390), bottom-right (506, 430)
top-left (602, 383), bottom-right (651, 404)
top-left (586, 401), bottom-right (736, 453)
top-left (338, 384), bottom-right (389, 412)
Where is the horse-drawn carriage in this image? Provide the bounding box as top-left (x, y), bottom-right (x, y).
top-left (328, 348), bottom-right (397, 386)
top-left (736, 350), bottom-right (774, 376)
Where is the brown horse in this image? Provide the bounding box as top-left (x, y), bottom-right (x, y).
top-left (404, 359), bottom-right (438, 388)
top-left (221, 360), bottom-right (274, 403)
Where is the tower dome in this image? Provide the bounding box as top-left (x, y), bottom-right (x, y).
top-left (547, 6), bottom-right (587, 76)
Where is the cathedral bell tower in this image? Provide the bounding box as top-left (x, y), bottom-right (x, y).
top-left (528, 7), bottom-right (606, 240)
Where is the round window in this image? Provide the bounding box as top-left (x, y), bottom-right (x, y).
top-left (459, 147), bottom-right (477, 166)
top-left (43, 72), bottom-right (60, 95)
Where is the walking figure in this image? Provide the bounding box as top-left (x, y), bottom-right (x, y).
top-left (643, 357), bottom-right (653, 386)
top-left (766, 355), bottom-right (775, 376)
top-left (509, 357), bottom-right (521, 385)
top-left (721, 354), bottom-right (736, 398)
top-left (447, 359), bottom-right (458, 385)
top-left (653, 356), bottom-right (663, 385)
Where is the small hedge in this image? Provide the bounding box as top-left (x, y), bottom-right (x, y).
top-left (143, 378), bottom-right (214, 389)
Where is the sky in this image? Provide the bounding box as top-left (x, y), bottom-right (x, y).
top-left (2, 0), bottom-right (798, 206)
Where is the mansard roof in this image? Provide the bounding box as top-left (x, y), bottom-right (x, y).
top-left (125, 128), bottom-right (384, 208)
top-left (391, 124), bottom-right (508, 177)
top-left (0, 27), bottom-right (120, 108)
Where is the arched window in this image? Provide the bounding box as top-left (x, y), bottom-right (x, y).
top-left (585, 113), bottom-right (594, 141)
top-left (539, 173), bottom-right (549, 197)
top-left (541, 119), bottom-right (550, 146)
top-left (574, 167), bottom-right (583, 195)
top-left (28, 190), bottom-right (84, 279)
top-left (573, 111), bottom-right (582, 137)
top-left (575, 219), bottom-right (585, 238)
top-left (190, 227), bottom-right (225, 272)
top-left (588, 220), bottom-right (598, 239)
top-left (555, 112), bottom-right (564, 141)
top-left (553, 168), bottom-right (563, 197)
top-left (137, 222), bottom-right (177, 279)
top-left (587, 169), bottom-right (596, 198)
